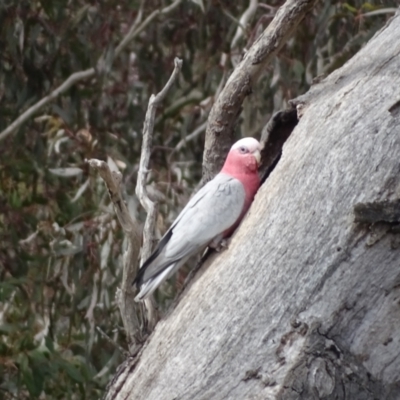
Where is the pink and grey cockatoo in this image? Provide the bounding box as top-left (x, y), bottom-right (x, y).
top-left (134, 137), bottom-right (261, 301)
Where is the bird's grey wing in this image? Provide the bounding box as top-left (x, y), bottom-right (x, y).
top-left (139, 174), bottom-right (246, 283)
top-left (166, 174), bottom-right (246, 256)
top-left (135, 187), bottom-right (210, 285)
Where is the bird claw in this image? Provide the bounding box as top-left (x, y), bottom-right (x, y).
top-left (212, 238), bottom-right (230, 252)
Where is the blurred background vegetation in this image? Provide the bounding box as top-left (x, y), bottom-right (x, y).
top-left (0, 0), bottom-right (396, 398)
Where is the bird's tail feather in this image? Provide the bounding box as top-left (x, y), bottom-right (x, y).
top-left (134, 266), bottom-right (173, 302)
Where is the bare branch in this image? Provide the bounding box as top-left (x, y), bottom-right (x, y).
top-left (0, 68), bottom-right (95, 142)
top-left (86, 159), bottom-right (142, 347)
top-left (135, 57), bottom-right (183, 328)
top-left (96, 326), bottom-right (129, 357)
top-left (230, 0), bottom-right (259, 50)
top-left (85, 58), bottom-right (182, 338)
top-left (114, 0), bottom-right (145, 58)
top-left (202, 0), bottom-right (318, 184)
top-left (175, 120), bottom-right (207, 152)
top-left (136, 57), bottom-right (183, 261)
top-left (0, 0), bottom-right (183, 142)
top-left (155, 90), bottom-right (204, 126)
top-left (115, 0), bottom-right (183, 57)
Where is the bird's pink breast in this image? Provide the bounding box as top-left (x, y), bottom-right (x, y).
top-left (222, 172), bottom-right (260, 238)
top-left (219, 147), bottom-right (260, 237)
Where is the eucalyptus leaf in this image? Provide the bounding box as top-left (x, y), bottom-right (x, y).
top-left (51, 239), bottom-right (82, 256)
top-left (71, 178), bottom-right (90, 202)
top-left (49, 168), bottom-right (83, 177)
top-left (57, 359), bottom-right (85, 383)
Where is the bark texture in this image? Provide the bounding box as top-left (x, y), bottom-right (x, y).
top-left (105, 11), bottom-right (400, 400)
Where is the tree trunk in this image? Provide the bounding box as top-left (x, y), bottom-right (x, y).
top-left (105, 11), bottom-right (400, 400)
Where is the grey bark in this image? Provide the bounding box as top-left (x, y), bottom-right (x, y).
top-left (105, 10), bottom-right (400, 400)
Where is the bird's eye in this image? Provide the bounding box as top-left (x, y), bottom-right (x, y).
top-left (239, 146), bottom-right (248, 154)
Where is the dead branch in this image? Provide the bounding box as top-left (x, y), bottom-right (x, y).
top-left (201, 0), bottom-right (318, 184)
top-left (85, 159), bottom-right (142, 348)
top-left (0, 68), bottom-right (94, 142)
top-left (135, 57), bottom-right (183, 329)
top-left (96, 326), bottom-right (129, 357)
top-left (115, 0), bottom-right (182, 58)
top-left (85, 57), bottom-right (182, 343)
top-left (230, 0), bottom-right (259, 50)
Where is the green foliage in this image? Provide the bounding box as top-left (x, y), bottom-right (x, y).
top-left (0, 0), bottom-right (395, 397)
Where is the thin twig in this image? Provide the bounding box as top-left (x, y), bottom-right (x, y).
top-left (96, 326), bottom-right (129, 357)
top-left (362, 8), bottom-right (397, 17)
top-left (135, 57), bottom-right (183, 328)
top-left (116, 0), bottom-right (182, 57)
top-left (114, 0), bottom-right (145, 58)
top-left (0, 0), bottom-right (183, 142)
top-left (0, 68), bottom-right (94, 141)
top-left (175, 120), bottom-right (207, 152)
top-left (230, 0), bottom-right (259, 50)
top-left (221, 8), bottom-right (248, 34)
top-left (154, 90), bottom-right (204, 126)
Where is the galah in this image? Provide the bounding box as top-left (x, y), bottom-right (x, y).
top-left (134, 137), bottom-right (261, 301)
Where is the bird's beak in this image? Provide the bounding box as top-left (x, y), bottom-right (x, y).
top-left (253, 150), bottom-right (261, 165)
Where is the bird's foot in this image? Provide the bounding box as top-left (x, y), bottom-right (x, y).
top-left (211, 238), bottom-right (230, 252)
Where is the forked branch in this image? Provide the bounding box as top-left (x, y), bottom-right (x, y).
top-left (135, 57), bottom-right (183, 329)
